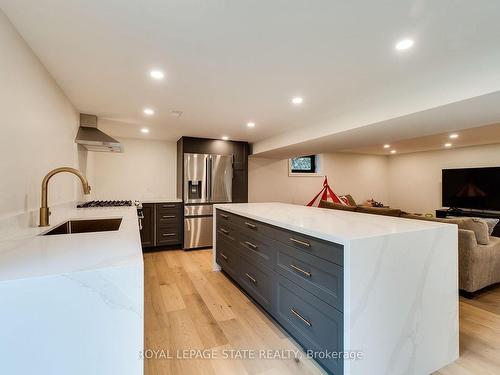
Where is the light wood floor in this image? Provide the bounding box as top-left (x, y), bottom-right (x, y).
top-left (144, 249), bottom-right (500, 375)
top-left (435, 287), bottom-right (500, 375)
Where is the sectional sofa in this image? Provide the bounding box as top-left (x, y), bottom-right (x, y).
top-left (319, 200), bottom-right (500, 295)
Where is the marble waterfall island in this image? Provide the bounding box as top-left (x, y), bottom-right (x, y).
top-left (213, 203), bottom-right (459, 375)
top-left (0, 206), bottom-right (144, 375)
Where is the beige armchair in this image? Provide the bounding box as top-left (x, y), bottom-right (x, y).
top-left (459, 229), bottom-right (500, 294)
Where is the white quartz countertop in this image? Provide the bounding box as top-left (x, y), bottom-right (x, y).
top-left (214, 203), bottom-right (451, 245)
top-left (0, 206), bottom-right (143, 283)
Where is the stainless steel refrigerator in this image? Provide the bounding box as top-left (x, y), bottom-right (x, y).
top-left (183, 153), bottom-right (232, 249)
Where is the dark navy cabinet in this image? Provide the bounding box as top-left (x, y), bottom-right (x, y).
top-left (215, 209), bottom-right (344, 374)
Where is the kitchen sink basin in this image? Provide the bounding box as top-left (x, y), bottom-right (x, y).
top-left (42, 218), bottom-right (122, 236)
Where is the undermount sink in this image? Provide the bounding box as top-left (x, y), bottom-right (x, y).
top-left (42, 218), bottom-right (122, 236)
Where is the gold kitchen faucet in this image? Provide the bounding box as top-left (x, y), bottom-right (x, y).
top-left (39, 167), bottom-right (91, 226)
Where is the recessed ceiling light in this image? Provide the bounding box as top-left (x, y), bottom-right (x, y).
top-left (143, 108), bottom-right (154, 116)
top-left (395, 38), bottom-right (414, 51)
top-left (141, 128), bottom-right (150, 134)
top-left (390, 150), bottom-right (397, 154)
top-left (150, 70), bottom-right (164, 80)
top-left (444, 143), bottom-right (452, 147)
top-left (449, 133), bottom-right (459, 139)
top-left (383, 144), bottom-right (391, 149)
top-left (222, 136), bottom-right (229, 141)
top-left (247, 122), bottom-right (255, 128)
top-left (291, 96), bottom-right (304, 105)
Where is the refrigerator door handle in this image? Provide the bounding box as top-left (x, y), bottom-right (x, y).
top-left (207, 155), bottom-right (212, 201)
top-left (210, 155), bottom-right (214, 201)
top-left (205, 155), bottom-right (209, 201)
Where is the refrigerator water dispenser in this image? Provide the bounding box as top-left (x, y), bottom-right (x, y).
top-left (188, 180), bottom-right (202, 200)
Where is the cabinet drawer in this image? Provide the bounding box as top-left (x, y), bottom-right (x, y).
top-left (157, 212), bottom-right (181, 227)
top-left (273, 229), bottom-right (343, 267)
top-left (276, 275), bottom-right (343, 375)
top-left (216, 238), bottom-right (240, 278)
top-left (216, 209), bottom-right (237, 224)
top-left (216, 222), bottom-right (239, 243)
top-left (275, 243), bottom-right (343, 311)
top-left (216, 216), bottom-right (240, 232)
top-left (156, 203), bottom-right (181, 215)
top-left (156, 226), bottom-right (181, 245)
top-left (238, 256), bottom-right (273, 313)
top-left (238, 230), bottom-right (274, 267)
top-left (157, 202), bottom-right (180, 209)
top-left (217, 209), bottom-right (273, 237)
top-left (231, 214), bottom-right (277, 239)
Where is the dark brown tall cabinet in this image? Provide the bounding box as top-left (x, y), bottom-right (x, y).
top-left (176, 137), bottom-right (249, 203)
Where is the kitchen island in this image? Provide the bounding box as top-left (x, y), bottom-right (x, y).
top-left (213, 203), bottom-right (458, 375)
top-left (0, 205), bottom-right (143, 375)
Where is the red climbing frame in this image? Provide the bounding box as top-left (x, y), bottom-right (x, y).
top-left (306, 177), bottom-right (347, 207)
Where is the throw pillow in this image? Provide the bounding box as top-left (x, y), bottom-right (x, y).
top-left (474, 218), bottom-right (499, 236)
top-left (339, 196), bottom-right (350, 205)
top-left (460, 218), bottom-right (490, 245)
top-left (478, 218), bottom-right (500, 236)
top-left (448, 216), bottom-right (498, 237)
top-left (339, 194), bottom-right (356, 206)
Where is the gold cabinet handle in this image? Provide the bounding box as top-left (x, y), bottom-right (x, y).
top-left (162, 215), bottom-right (175, 219)
top-left (290, 264), bottom-right (311, 277)
top-left (162, 233), bottom-right (175, 237)
top-left (244, 241), bottom-right (258, 250)
top-left (291, 308), bottom-right (311, 327)
top-left (220, 213), bottom-right (228, 219)
top-left (289, 237), bottom-right (311, 247)
top-left (162, 204), bottom-right (176, 208)
top-left (245, 222), bottom-right (256, 229)
top-left (219, 228), bottom-right (229, 234)
top-left (220, 252), bottom-right (228, 260)
top-left (245, 273), bottom-right (257, 284)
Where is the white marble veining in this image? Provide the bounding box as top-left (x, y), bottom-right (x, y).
top-left (213, 203), bottom-right (459, 375)
top-left (0, 205), bottom-right (144, 375)
top-left (345, 227), bottom-right (458, 375)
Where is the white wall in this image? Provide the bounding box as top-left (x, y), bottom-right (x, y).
top-left (92, 138), bottom-right (177, 201)
top-left (249, 153), bottom-right (389, 205)
top-left (250, 144), bottom-right (500, 214)
top-left (388, 143), bottom-right (500, 214)
top-left (0, 10), bottom-right (87, 219)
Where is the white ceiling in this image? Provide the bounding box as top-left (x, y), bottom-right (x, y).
top-left (253, 91), bottom-right (500, 158)
top-left (343, 122), bottom-right (500, 156)
top-left (2, 0), bottom-right (500, 150)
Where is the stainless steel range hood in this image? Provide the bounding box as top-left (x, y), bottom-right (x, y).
top-left (75, 114), bottom-right (123, 152)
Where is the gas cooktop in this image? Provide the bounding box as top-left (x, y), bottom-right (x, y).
top-left (77, 200), bottom-right (133, 208)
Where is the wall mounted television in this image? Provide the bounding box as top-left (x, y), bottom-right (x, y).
top-left (442, 167), bottom-right (500, 211)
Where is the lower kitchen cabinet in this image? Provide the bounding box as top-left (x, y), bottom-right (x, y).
top-left (275, 274), bottom-right (343, 375)
top-left (156, 225), bottom-right (182, 245)
top-left (238, 256), bottom-right (274, 313)
top-left (141, 202), bottom-right (182, 249)
top-left (215, 236), bottom-right (240, 278)
top-left (215, 209), bottom-right (343, 375)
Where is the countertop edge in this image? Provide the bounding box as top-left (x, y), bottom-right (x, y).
top-left (214, 203), bottom-right (454, 245)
